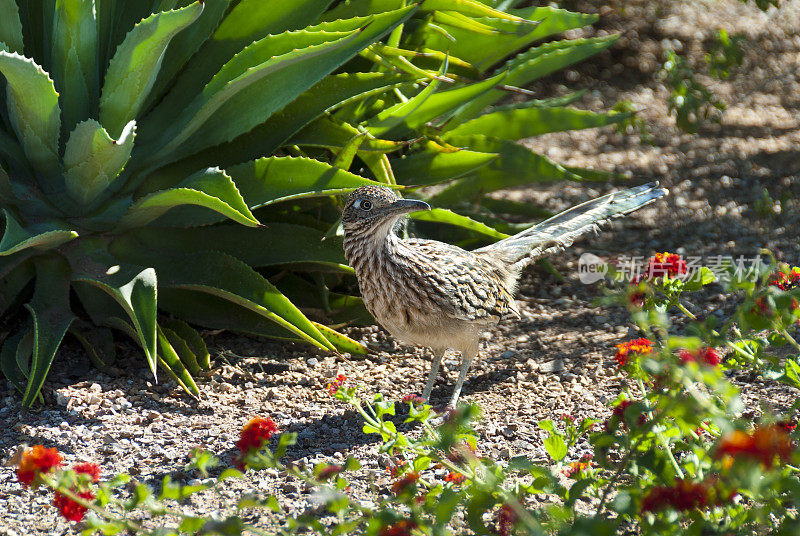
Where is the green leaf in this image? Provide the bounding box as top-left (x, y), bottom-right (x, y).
top-left (0, 255), bottom-right (34, 318)
top-left (392, 148), bottom-right (498, 186)
top-left (117, 167), bottom-right (258, 229)
top-left (66, 242), bottom-right (158, 379)
top-left (0, 50), bottom-right (61, 176)
top-left (156, 326), bottom-right (200, 396)
top-left (0, 210), bottom-right (78, 256)
top-left (69, 323), bottom-right (116, 372)
top-left (411, 208), bottom-right (509, 240)
top-left (161, 326), bottom-right (202, 377)
top-left (22, 255), bottom-right (75, 406)
top-left (135, 250), bottom-right (336, 352)
top-left (313, 322), bottom-right (368, 355)
top-left (229, 156), bottom-right (392, 210)
top-left (52, 0), bottom-right (98, 138)
top-left (1, 329), bottom-right (29, 394)
top-left (63, 119), bottom-right (136, 204)
top-left (162, 318), bottom-right (210, 370)
top-left (444, 107), bottom-right (627, 139)
top-left (0, 0), bottom-right (24, 53)
top-left (290, 116), bottom-right (406, 154)
top-left (429, 136), bottom-right (581, 204)
top-left (115, 223), bottom-right (348, 270)
top-left (420, 0), bottom-right (534, 22)
top-left (543, 433), bottom-right (567, 461)
top-left (144, 7), bottom-right (416, 164)
top-left (99, 2), bottom-right (203, 138)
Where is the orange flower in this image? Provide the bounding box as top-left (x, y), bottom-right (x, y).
top-left (715, 425), bottom-right (793, 467)
top-left (564, 454), bottom-right (593, 478)
top-left (640, 479), bottom-right (711, 512)
top-left (614, 338), bottom-right (654, 367)
top-left (392, 471), bottom-right (420, 494)
top-left (317, 464), bottom-right (343, 481)
top-left (445, 471), bottom-right (466, 484)
top-left (53, 490), bottom-right (95, 522)
top-left (327, 374), bottom-right (347, 395)
top-left (678, 347), bottom-right (722, 366)
top-left (644, 252), bottom-right (688, 279)
top-left (768, 266), bottom-right (800, 291)
top-left (16, 445), bottom-right (62, 488)
top-left (236, 416), bottom-right (278, 454)
top-left (379, 520), bottom-right (417, 536)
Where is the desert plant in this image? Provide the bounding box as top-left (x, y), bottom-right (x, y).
top-left (0, 0), bottom-right (625, 405)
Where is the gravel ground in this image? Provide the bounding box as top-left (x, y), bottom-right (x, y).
top-left (2, 1), bottom-right (799, 534)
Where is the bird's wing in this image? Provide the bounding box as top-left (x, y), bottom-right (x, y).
top-left (401, 239), bottom-right (520, 322)
top-left (475, 182), bottom-right (668, 269)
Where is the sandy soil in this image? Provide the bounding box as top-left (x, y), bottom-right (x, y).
top-left (1, 0), bottom-right (799, 534)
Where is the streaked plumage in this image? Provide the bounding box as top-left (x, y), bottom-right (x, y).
top-left (342, 183), bottom-right (668, 406)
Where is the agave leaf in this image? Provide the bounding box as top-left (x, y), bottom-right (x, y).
top-left (21, 255), bottom-right (75, 406)
top-left (420, 0), bottom-right (532, 22)
top-left (0, 0), bottom-right (24, 53)
top-left (290, 117), bottom-right (406, 154)
top-left (117, 167), bottom-right (258, 229)
top-left (429, 136), bottom-right (582, 204)
top-left (145, 7), bottom-right (416, 165)
top-left (63, 119), bottom-right (136, 205)
top-left (444, 107), bottom-right (628, 139)
top-left (162, 318), bottom-right (210, 370)
top-left (157, 326), bottom-right (200, 396)
top-left (392, 148), bottom-right (498, 186)
top-left (0, 254), bottom-right (34, 318)
top-left (139, 250), bottom-right (336, 352)
top-left (313, 323), bottom-right (368, 355)
top-left (115, 223), bottom-right (349, 271)
top-left (321, 0), bottom-right (403, 20)
top-left (0, 50), bottom-right (61, 177)
top-left (52, 0), bottom-right (98, 138)
top-left (146, 0), bottom-right (232, 108)
top-left (99, 2), bottom-right (203, 138)
top-left (69, 322), bottom-right (116, 372)
top-left (0, 124), bottom-right (31, 178)
top-left (0, 329), bottom-right (29, 394)
top-left (511, 5), bottom-right (597, 41)
top-left (66, 242), bottom-right (159, 379)
top-left (161, 326), bottom-right (201, 377)
top-left (0, 210), bottom-right (78, 256)
top-left (228, 156), bottom-right (393, 211)
top-left (450, 35), bottom-right (618, 127)
top-left (491, 90), bottom-right (587, 112)
top-left (160, 0), bottom-right (335, 109)
top-left (158, 288), bottom-right (368, 354)
top-left (411, 208), bottom-right (509, 239)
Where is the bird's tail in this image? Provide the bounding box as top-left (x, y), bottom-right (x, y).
top-left (475, 182), bottom-right (668, 268)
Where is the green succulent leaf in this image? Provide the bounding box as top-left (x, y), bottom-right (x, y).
top-left (135, 250), bottom-right (336, 353)
top-left (0, 254), bottom-right (34, 318)
top-left (118, 167), bottom-right (258, 229)
top-left (146, 7), bottom-right (416, 165)
top-left (0, 210), bottom-right (78, 256)
top-left (69, 322), bottom-right (117, 372)
top-left (0, 0), bottom-right (24, 53)
top-left (290, 117), bottom-right (406, 154)
top-left (157, 326), bottom-right (200, 396)
top-left (229, 156), bottom-right (393, 210)
top-left (52, 0), bottom-right (99, 138)
top-left (392, 147), bottom-right (498, 186)
top-left (0, 50), bottom-right (61, 177)
top-left (0, 329), bottom-right (29, 394)
top-left (162, 318), bottom-right (210, 370)
top-left (444, 107), bottom-right (627, 139)
top-left (66, 242), bottom-right (159, 379)
top-left (63, 119), bottom-right (136, 205)
top-left (411, 208), bottom-right (509, 239)
top-left (21, 255), bottom-right (76, 406)
top-left (99, 2), bottom-right (204, 138)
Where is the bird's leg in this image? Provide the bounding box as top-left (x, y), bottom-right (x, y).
top-left (449, 343), bottom-right (478, 408)
top-left (421, 348), bottom-right (446, 402)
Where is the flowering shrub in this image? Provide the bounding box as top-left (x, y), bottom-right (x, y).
top-left (13, 255), bottom-right (800, 534)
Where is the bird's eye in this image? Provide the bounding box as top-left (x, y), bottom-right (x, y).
top-left (360, 200), bottom-right (372, 210)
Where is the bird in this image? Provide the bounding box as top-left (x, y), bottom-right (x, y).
top-left (342, 183), bottom-right (668, 407)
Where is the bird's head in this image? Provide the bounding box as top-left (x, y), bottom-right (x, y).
top-left (342, 186), bottom-right (430, 239)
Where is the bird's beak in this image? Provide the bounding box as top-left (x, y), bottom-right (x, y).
top-left (390, 198), bottom-right (431, 215)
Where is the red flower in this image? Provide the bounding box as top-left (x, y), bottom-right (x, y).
top-left (445, 471), bottom-right (466, 484)
top-left (627, 287), bottom-right (647, 307)
top-left (605, 399), bottom-right (647, 431)
top-left (236, 416), bottom-right (278, 454)
top-left (778, 420), bottom-right (798, 433)
top-left (327, 374), bottom-right (347, 395)
top-left (751, 296), bottom-right (774, 317)
top-left (16, 445), bottom-right (63, 488)
top-left (53, 490), bottom-right (95, 522)
top-left (379, 520), bottom-right (417, 536)
top-left (73, 462), bottom-right (101, 483)
top-left (614, 338), bottom-right (654, 367)
top-left (564, 453), bottom-right (593, 478)
top-left (715, 425), bottom-right (793, 467)
top-left (392, 471), bottom-right (420, 494)
top-left (317, 464), bottom-right (343, 481)
top-left (768, 266), bottom-right (800, 291)
top-left (644, 252), bottom-right (688, 279)
top-left (402, 393), bottom-right (426, 405)
top-left (678, 347), bottom-right (722, 366)
top-left (496, 504), bottom-right (518, 536)
top-left (640, 479), bottom-right (710, 512)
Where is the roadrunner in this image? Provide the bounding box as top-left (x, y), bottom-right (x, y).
top-left (342, 183), bottom-right (668, 407)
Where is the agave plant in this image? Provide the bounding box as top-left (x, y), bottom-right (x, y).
top-left (0, 0), bottom-right (625, 406)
